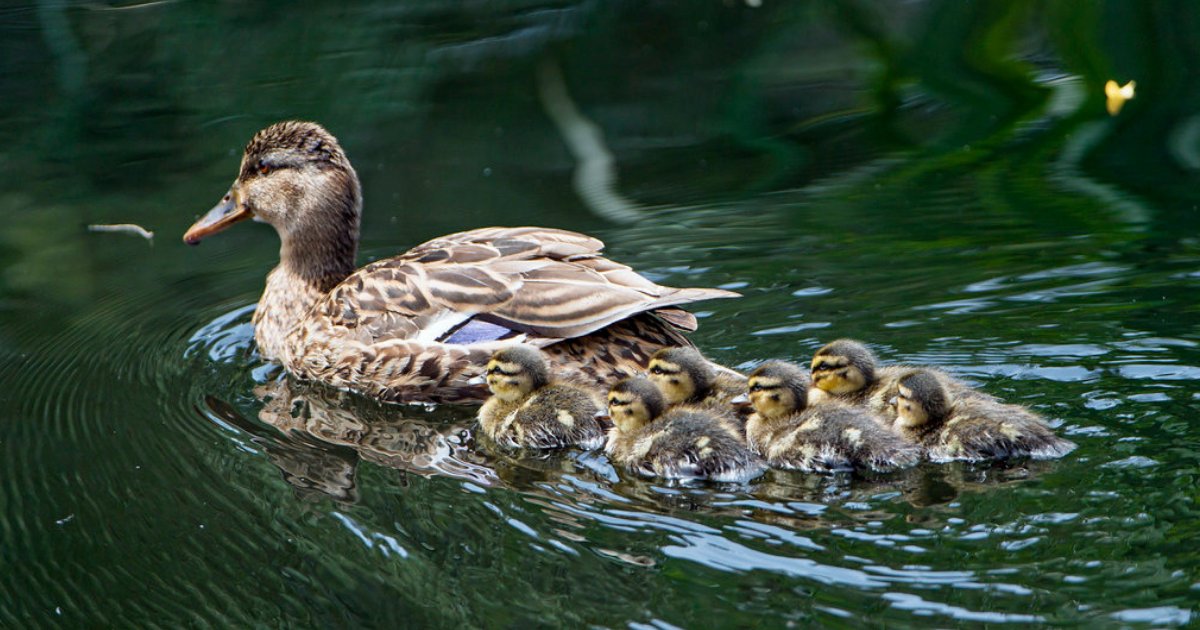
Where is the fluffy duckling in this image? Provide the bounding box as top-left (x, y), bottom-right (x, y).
top-left (893, 369), bottom-right (1077, 462)
top-left (809, 339), bottom-right (913, 412)
top-left (478, 346), bottom-right (605, 450)
top-left (809, 339), bottom-right (991, 421)
top-left (647, 347), bottom-right (747, 406)
top-left (746, 360), bottom-right (921, 473)
top-left (606, 377), bottom-right (765, 483)
top-left (647, 347), bottom-right (750, 430)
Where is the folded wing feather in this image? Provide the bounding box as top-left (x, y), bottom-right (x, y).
top-left (315, 226), bottom-right (736, 345)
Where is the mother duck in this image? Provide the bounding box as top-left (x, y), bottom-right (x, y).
top-left (184, 121), bottom-right (737, 403)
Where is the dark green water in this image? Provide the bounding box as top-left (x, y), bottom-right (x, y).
top-left (3, 1), bottom-right (1199, 627)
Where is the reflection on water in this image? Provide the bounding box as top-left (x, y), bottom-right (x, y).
top-left (5, 1), bottom-right (1200, 627)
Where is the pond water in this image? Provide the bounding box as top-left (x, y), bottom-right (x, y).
top-left (2, 2), bottom-right (1199, 627)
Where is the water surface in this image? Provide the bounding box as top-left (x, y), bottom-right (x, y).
top-left (2, 2), bottom-right (1199, 627)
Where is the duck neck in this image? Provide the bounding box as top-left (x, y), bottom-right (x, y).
top-left (254, 176), bottom-right (362, 362)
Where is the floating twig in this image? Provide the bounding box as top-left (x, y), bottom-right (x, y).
top-left (87, 223), bottom-right (155, 241)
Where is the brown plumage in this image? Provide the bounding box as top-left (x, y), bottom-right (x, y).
top-left (746, 360), bottom-right (920, 473)
top-left (893, 369), bottom-right (1076, 463)
top-left (184, 122), bottom-right (738, 403)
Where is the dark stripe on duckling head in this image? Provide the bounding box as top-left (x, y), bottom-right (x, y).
top-left (649, 347), bottom-right (714, 398)
top-left (812, 338), bottom-right (877, 384)
top-left (749, 360), bottom-right (810, 413)
top-left (489, 345), bottom-right (550, 389)
top-left (608, 376), bottom-right (666, 421)
top-left (898, 369), bottom-right (949, 419)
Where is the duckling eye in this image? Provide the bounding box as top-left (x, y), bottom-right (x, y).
top-left (813, 361), bottom-right (831, 371)
top-left (749, 383), bottom-right (762, 392)
top-left (649, 366), bottom-right (664, 375)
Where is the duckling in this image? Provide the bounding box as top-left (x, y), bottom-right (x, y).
top-left (893, 369), bottom-right (1077, 462)
top-left (646, 347), bottom-right (751, 438)
top-left (477, 346), bottom-right (605, 450)
top-left (809, 339), bottom-right (991, 421)
top-left (808, 339), bottom-right (911, 411)
top-left (746, 360), bottom-right (921, 473)
top-left (606, 377), bottom-right (765, 483)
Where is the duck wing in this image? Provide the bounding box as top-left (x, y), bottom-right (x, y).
top-left (315, 226), bottom-right (739, 345)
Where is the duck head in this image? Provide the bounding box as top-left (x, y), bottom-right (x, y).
top-left (747, 360), bottom-right (810, 420)
top-left (810, 338), bottom-right (877, 396)
top-left (184, 121), bottom-right (362, 282)
top-left (485, 346), bottom-right (550, 403)
top-left (647, 347), bottom-right (714, 405)
top-left (894, 369), bottom-right (949, 429)
top-left (607, 377), bottom-right (665, 434)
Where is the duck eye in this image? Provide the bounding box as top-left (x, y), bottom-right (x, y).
top-left (649, 366), bottom-right (664, 375)
top-left (258, 162), bottom-right (271, 176)
top-left (749, 384), bottom-right (762, 392)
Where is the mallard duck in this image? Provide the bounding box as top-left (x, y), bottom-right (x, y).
top-left (605, 377), bottom-right (765, 482)
top-left (746, 360), bottom-right (920, 473)
top-left (893, 369), bottom-right (1077, 462)
top-left (809, 338), bottom-right (990, 420)
top-left (477, 345), bottom-right (605, 450)
top-left (183, 121), bottom-right (738, 404)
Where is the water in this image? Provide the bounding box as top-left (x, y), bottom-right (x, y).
top-left (3, 1), bottom-right (1199, 627)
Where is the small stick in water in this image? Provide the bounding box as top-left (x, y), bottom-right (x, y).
top-left (87, 223), bottom-right (155, 241)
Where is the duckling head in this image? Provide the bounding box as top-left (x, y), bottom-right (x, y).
top-left (485, 345), bottom-right (550, 403)
top-left (607, 377), bottom-right (666, 434)
top-left (894, 369), bottom-right (949, 429)
top-left (811, 339), bottom-right (876, 396)
top-left (647, 347), bottom-right (713, 405)
top-left (748, 360), bottom-right (810, 420)
top-left (184, 121), bottom-right (362, 284)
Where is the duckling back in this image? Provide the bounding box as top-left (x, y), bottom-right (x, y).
top-left (672, 401), bottom-right (746, 442)
top-left (924, 397), bottom-right (1076, 463)
top-left (753, 404), bottom-right (921, 473)
top-left (708, 369), bottom-right (751, 406)
top-left (478, 383), bottom-right (605, 450)
top-left (610, 410), bottom-right (764, 483)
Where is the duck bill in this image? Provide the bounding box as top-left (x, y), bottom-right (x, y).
top-left (183, 189), bottom-right (252, 245)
